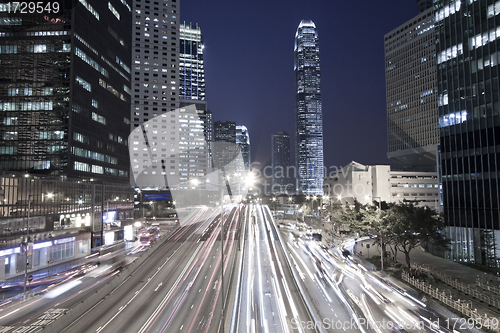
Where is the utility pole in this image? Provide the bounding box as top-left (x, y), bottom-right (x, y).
top-left (23, 194), bottom-right (32, 297)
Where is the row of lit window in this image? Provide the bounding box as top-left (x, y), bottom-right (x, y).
top-left (72, 147), bottom-right (118, 164)
top-left (99, 79), bottom-right (127, 102)
top-left (75, 48), bottom-right (109, 78)
top-left (8, 87), bottom-right (53, 96)
top-left (1, 101), bottom-right (53, 111)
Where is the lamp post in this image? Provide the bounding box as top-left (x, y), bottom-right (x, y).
top-left (24, 194), bottom-right (33, 297)
top-left (135, 189), bottom-right (145, 221)
top-left (190, 178), bottom-right (201, 206)
top-left (366, 195), bottom-right (383, 271)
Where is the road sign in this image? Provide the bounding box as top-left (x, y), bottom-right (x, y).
top-left (28, 275), bottom-right (33, 282)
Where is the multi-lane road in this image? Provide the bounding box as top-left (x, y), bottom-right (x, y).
top-left (234, 204), bottom-right (316, 333)
top-left (0, 203), bottom-right (466, 333)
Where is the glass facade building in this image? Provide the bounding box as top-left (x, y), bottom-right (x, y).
top-left (0, 0), bottom-right (132, 184)
top-left (294, 20), bottom-right (323, 195)
top-left (236, 125), bottom-right (250, 172)
top-left (180, 22), bottom-right (205, 102)
top-left (436, 0), bottom-right (500, 265)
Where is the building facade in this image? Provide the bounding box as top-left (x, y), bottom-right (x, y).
top-left (0, 0), bottom-right (132, 184)
top-left (385, 7), bottom-right (438, 169)
top-left (131, 0), bottom-right (180, 129)
top-left (272, 131), bottom-right (292, 194)
top-left (323, 161), bottom-right (439, 210)
top-left (435, 0), bottom-right (500, 265)
top-left (130, 105), bottom-right (209, 190)
top-left (236, 125), bottom-right (250, 172)
top-left (180, 22), bottom-right (205, 103)
top-left (294, 20), bottom-right (324, 195)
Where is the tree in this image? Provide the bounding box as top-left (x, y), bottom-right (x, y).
top-left (338, 199), bottom-right (370, 235)
top-left (387, 202), bottom-right (449, 268)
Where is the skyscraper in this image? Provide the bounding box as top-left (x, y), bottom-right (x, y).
top-left (236, 125), bottom-right (251, 172)
top-left (213, 121), bottom-right (241, 173)
top-left (435, 0), bottom-right (500, 265)
top-left (180, 22), bottom-right (205, 104)
top-left (131, 0), bottom-right (179, 130)
top-left (294, 20), bottom-right (323, 195)
top-left (214, 121), bottom-right (236, 143)
top-left (385, 7), bottom-right (438, 170)
top-left (0, 0), bottom-right (132, 183)
top-left (272, 131), bottom-right (292, 194)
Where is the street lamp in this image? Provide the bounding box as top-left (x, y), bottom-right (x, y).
top-left (136, 190), bottom-right (145, 220)
top-left (23, 194), bottom-right (33, 297)
top-left (366, 195), bottom-right (383, 270)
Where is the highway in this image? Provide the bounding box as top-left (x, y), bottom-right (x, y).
top-left (56, 204), bottom-right (242, 333)
top-left (235, 204), bottom-right (317, 333)
top-left (0, 203), bottom-right (468, 333)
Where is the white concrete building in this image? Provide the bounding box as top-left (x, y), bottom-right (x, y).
top-left (323, 161), bottom-right (439, 210)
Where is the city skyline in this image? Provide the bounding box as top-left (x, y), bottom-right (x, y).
top-left (180, 0), bottom-right (421, 170)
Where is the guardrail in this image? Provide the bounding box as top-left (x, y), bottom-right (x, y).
top-left (411, 263), bottom-right (500, 310)
top-left (402, 271), bottom-right (499, 332)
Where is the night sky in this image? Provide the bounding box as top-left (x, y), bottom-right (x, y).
top-left (180, 0), bottom-right (421, 172)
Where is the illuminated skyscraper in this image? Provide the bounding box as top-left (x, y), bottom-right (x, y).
top-left (435, 0), bottom-right (500, 265)
top-left (180, 22), bottom-right (205, 103)
top-left (131, 0), bottom-right (179, 130)
top-left (0, 0), bottom-right (132, 183)
top-left (294, 20), bottom-right (323, 195)
top-left (236, 125), bottom-right (250, 172)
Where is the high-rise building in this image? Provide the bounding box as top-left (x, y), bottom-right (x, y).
top-left (294, 20), bottom-right (323, 195)
top-left (131, 0), bottom-right (179, 130)
top-left (0, 0), bottom-right (132, 184)
top-left (435, 0), bottom-right (500, 265)
top-left (385, 7), bottom-right (438, 170)
top-left (130, 105), bottom-right (209, 189)
top-left (213, 121), bottom-right (241, 173)
top-left (180, 22), bottom-right (205, 103)
top-left (214, 121), bottom-right (236, 143)
top-left (179, 22), bottom-right (213, 171)
top-left (272, 131), bottom-right (292, 194)
top-left (236, 125), bottom-right (250, 172)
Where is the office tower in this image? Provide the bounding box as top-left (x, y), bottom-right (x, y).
top-left (214, 121), bottom-right (236, 143)
top-left (272, 131), bottom-right (292, 194)
top-left (236, 126), bottom-right (251, 172)
top-left (0, 1), bottom-right (132, 183)
top-left (435, 0), bottom-right (500, 265)
top-left (131, 0), bottom-right (179, 130)
top-left (385, 7), bottom-right (437, 170)
top-left (180, 22), bottom-right (205, 104)
top-left (130, 105), bottom-right (209, 189)
top-left (294, 20), bottom-right (323, 195)
top-left (179, 22), bottom-right (213, 171)
top-left (213, 121), bottom-right (241, 172)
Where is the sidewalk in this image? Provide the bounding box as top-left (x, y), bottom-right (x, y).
top-left (354, 238), bottom-right (500, 323)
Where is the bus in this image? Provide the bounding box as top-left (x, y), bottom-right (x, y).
top-left (139, 232), bottom-right (151, 245)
